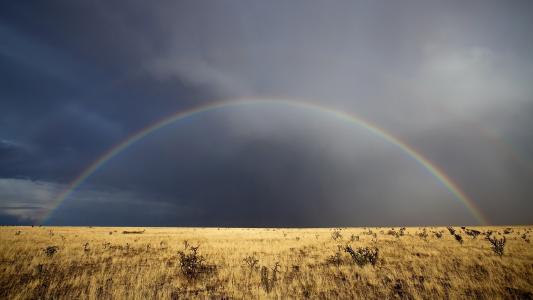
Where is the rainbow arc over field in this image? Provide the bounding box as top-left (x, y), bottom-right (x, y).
top-left (41, 98), bottom-right (489, 225)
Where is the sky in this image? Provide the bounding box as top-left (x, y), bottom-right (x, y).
top-left (1, 1), bottom-right (532, 227)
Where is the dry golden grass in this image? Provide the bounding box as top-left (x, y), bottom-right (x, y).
top-left (1, 226), bottom-right (532, 299)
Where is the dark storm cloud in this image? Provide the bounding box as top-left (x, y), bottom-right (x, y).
top-left (1, 1), bottom-right (532, 226)
top-left (0, 1), bottom-right (217, 180)
top-left (52, 107), bottom-right (474, 227)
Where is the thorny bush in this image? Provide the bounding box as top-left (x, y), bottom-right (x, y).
top-left (486, 235), bottom-right (506, 257)
top-left (177, 245), bottom-right (216, 280)
top-left (243, 255), bottom-right (259, 270)
top-left (44, 246), bottom-right (58, 257)
top-left (331, 230), bottom-right (343, 241)
top-left (446, 226), bottom-right (456, 235)
top-left (464, 228), bottom-right (481, 239)
top-left (344, 245), bottom-right (379, 267)
top-left (454, 234), bottom-right (464, 244)
top-left (260, 262), bottom-right (280, 293)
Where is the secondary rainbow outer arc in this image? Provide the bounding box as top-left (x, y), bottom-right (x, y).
top-left (41, 98), bottom-right (489, 225)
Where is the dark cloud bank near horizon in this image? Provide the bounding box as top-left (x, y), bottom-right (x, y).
top-left (1, 1), bottom-right (532, 227)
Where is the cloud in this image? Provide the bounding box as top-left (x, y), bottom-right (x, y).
top-left (0, 178), bottom-right (194, 226)
top-left (0, 178), bottom-right (60, 223)
top-left (0, 139), bottom-right (28, 161)
top-left (67, 107), bottom-right (484, 227)
top-left (0, 1), bottom-right (532, 226)
top-left (416, 45), bottom-right (532, 116)
top-left (148, 56), bottom-right (252, 96)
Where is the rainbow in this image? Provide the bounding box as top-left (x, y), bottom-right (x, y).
top-left (41, 98), bottom-right (489, 225)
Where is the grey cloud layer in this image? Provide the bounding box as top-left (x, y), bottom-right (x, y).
top-left (0, 1), bottom-right (532, 225)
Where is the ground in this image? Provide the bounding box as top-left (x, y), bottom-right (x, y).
top-left (0, 226), bottom-right (532, 299)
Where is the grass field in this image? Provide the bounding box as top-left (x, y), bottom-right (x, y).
top-left (0, 226), bottom-right (532, 299)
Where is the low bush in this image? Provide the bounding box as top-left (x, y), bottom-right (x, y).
top-left (486, 235), bottom-right (506, 257)
top-left (177, 246), bottom-right (216, 280)
top-left (44, 246), bottom-right (59, 257)
top-left (344, 245), bottom-right (379, 267)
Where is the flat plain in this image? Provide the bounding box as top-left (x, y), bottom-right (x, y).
top-left (0, 226), bottom-right (532, 299)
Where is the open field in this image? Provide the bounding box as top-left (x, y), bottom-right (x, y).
top-left (0, 226), bottom-right (532, 299)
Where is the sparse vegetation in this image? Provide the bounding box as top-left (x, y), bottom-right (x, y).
top-left (399, 227), bottom-right (406, 236)
top-left (331, 230), bottom-right (342, 241)
top-left (446, 226), bottom-right (456, 235)
top-left (464, 228), bottom-right (482, 239)
top-left (43, 245), bottom-right (58, 257)
top-left (454, 233), bottom-right (464, 244)
top-left (486, 234), bottom-right (506, 257)
top-left (387, 228), bottom-right (404, 238)
top-left (326, 248), bottom-right (344, 266)
top-left (177, 245), bottom-right (216, 280)
top-left (243, 255), bottom-right (259, 270)
top-left (260, 262), bottom-right (280, 293)
top-left (122, 229), bottom-right (145, 234)
top-left (344, 245), bottom-right (379, 267)
top-left (417, 229), bottom-right (429, 241)
top-left (521, 233), bottom-right (530, 243)
top-left (1, 226), bottom-right (532, 298)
